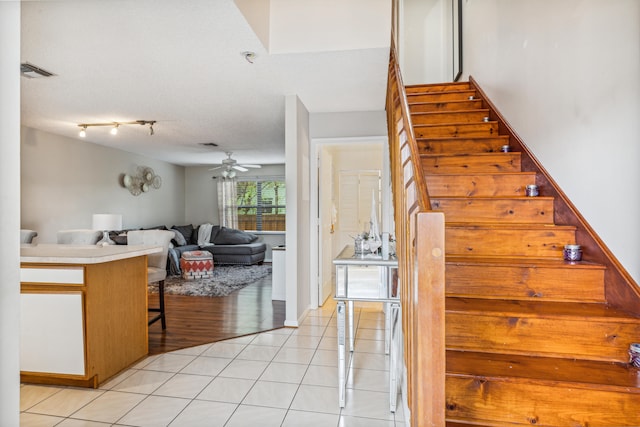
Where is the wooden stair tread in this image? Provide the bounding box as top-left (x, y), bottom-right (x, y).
top-left (415, 121), bottom-right (498, 128)
top-left (446, 297), bottom-right (640, 321)
top-left (426, 172), bottom-right (532, 177)
top-left (407, 88), bottom-right (475, 97)
top-left (411, 109), bottom-right (490, 117)
top-left (406, 82), bottom-right (470, 93)
top-left (446, 350), bottom-right (640, 393)
top-left (417, 135), bottom-right (509, 143)
top-left (445, 222), bottom-right (576, 230)
top-left (445, 255), bottom-right (606, 270)
top-left (421, 152), bottom-right (517, 158)
top-left (409, 100), bottom-right (484, 112)
top-left (434, 195), bottom-right (554, 201)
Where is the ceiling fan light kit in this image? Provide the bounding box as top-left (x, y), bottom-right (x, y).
top-left (209, 152), bottom-right (262, 178)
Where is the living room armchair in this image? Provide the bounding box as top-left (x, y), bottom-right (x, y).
top-left (20, 229), bottom-right (38, 243)
top-left (57, 229), bottom-right (102, 245)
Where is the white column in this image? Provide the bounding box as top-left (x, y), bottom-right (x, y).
top-left (0, 2), bottom-right (22, 425)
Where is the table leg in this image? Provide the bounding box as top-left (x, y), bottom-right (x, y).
top-left (384, 302), bottom-right (391, 355)
top-left (348, 300), bottom-right (355, 352)
top-left (389, 302), bottom-right (400, 413)
top-left (337, 301), bottom-right (346, 408)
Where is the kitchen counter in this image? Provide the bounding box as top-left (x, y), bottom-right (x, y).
top-left (20, 243), bottom-right (161, 388)
top-left (20, 243), bottom-right (161, 264)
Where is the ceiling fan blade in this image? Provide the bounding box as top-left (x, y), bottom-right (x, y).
top-left (208, 165), bottom-right (223, 171)
top-left (233, 165), bottom-right (248, 172)
top-left (241, 164), bottom-right (262, 169)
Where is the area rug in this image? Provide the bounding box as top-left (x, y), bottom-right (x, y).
top-left (149, 264), bottom-right (272, 297)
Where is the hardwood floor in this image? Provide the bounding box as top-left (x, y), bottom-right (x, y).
top-left (147, 272), bottom-right (286, 355)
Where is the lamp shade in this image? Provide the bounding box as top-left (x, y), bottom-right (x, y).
top-left (92, 214), bottom-right (122, 231)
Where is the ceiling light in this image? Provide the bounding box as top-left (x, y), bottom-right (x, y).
top-left (76, 120), bottom-right (157, 138)
top-left (242, 51), bottom-right (256, 64)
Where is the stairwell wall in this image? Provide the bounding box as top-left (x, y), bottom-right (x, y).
top-left (461, 0), bottom-right (640, 283)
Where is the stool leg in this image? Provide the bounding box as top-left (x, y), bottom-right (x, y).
top-left (158, 279), bottom-right (166, 330)
top-left (149, 280), bottom-right (167, 330)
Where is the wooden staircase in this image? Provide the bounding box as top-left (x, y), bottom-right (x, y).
top-left (406, 81), bottom-right (640, 426)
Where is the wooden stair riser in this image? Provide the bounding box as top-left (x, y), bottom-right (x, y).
top-left (410, 100), bottom-right (484, 113)
top-left (446, 311), bottom-right (639, 362)
top-left (432, 197), bottom-right (554, 224)
top-left (446, 377), bottom-right (640, 427)
top-left (411, 110), bottom-right (490, 125)
top-left (445, 226), bottom-right (576, 258)
top-left (422, 153), bottom-right (522, 174)
top-left (426, 173), bottom-right (537, 197)
top-left (406, 82), bottom-right (470, 93)
top-left (417, 137), bottom-right (510, 154)
top-left (407, 90), bottom-right (477, 103)
top-left (446, 263), bottom-right (606, 302)
top-left (414, 122), bottom-right (498, 138)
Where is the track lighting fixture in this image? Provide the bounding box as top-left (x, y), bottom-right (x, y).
top-left (77, 120), bottom-right (157, 138)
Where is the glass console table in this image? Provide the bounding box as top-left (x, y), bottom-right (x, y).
top-left (333, 245), bottom-right (400, 412)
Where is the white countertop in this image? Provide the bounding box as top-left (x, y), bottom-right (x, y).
top-left (21, 244), bottom-right (162, 264)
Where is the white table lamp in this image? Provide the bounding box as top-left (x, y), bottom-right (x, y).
top-left (92, 214), bottom-right (123, 245)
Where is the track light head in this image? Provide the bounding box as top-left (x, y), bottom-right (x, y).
top-left (110, 124), bottom-right (119, 135)
top-left (149, 123), bottom-right (154, 136)
top-left (79, 125), bottom-right (87, 138)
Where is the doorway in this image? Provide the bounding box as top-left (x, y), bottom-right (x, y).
top-left (311, 139), bottom-right (387, 308)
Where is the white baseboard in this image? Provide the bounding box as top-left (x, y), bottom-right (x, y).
top-left (283, 307), bottom-right (310, 328)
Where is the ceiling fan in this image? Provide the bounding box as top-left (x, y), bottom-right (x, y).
top-left (208, 152), bottom-right (261, 177)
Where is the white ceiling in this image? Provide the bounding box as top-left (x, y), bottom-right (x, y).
top-left (20, 0), bottom-right (391, 167)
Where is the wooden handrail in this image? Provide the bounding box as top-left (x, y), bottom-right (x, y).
top-left (386, 21), bottom-right (446, 426)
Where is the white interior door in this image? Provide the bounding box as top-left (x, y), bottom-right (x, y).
top-left (335, 170), bottom-right (381, 254)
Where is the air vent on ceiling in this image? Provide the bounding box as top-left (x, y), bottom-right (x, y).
top-left (20, 62), bottom-right (55, 78)
top-left (199, 142), bottom-right (219, 147)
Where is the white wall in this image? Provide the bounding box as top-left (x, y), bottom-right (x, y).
top-left (463, 0), bottom-right (640, 283)
top-left (0, 2), bottom-right (21, 424)
top-left (268, 0), bottom-right (391, 54)
top-left (310, 111), bottom-right (387, 139)
top-left (21, 128), bottom-right (186, 242)
top-left (402, 0), bottom-right (445, 84)
top-left (285, 94), bottom-right (311, 326)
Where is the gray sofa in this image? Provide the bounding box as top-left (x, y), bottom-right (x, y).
top-left (109, 224), bottom-right (267, 275)
top-left (167, 224), bottom-right (266, 275)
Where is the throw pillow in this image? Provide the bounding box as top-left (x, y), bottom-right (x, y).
top-left (212, 226), bottom-right (258, 245)
top-left (171, 229), bottom-right (187, 246)
top-left (171, 224), bottom-right (194, 244)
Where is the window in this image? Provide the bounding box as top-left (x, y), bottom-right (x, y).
top-left (236, 178), bottom-right (286, 231)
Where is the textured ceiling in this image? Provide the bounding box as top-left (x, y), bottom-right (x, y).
top-left (20, 0), bottom-right (391, 166)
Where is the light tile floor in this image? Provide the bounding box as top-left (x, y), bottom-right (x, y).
top-left (20, 303), bottom-right (407, 427)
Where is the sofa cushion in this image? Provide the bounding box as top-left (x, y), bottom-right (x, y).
top-left (171, 224), bottom-right (193, 244)
top-left (212, 227), bottom-right (258, 245)
top-left (144, 225), bottom-right (168, 230)
top-left (203, 242), bottom-right (266, 255)
top-left (109, 229), bottom-right (136, 245)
